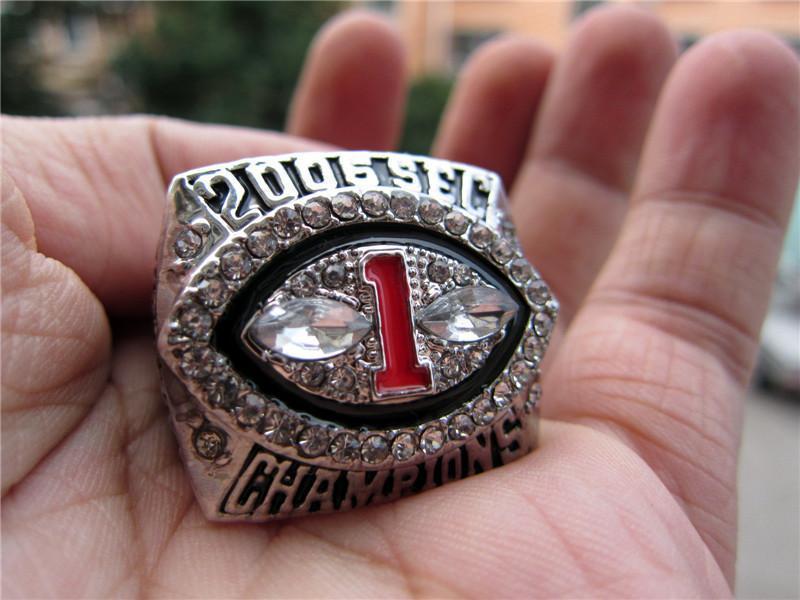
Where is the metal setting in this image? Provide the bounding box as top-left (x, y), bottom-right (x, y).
top-left (155, 152), bottom-right (558, 522)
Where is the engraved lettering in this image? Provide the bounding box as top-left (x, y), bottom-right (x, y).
top-left (294, 155), bottom-right (338, 193)
top-left (339, 153), bottom-right (381, 187)
top-left (244, 161), bottom-right (298, 208)
top-left (427, 163), bottom-right (457, 203)
top-left (386, 155), bottom-right (422, 193)
top-left (193, 169), bottom-right (258, 228)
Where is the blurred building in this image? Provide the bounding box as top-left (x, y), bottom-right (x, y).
top-left (393, 0), bottom-right (800, 75)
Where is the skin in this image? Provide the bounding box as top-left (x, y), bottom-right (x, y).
top-left (2, 6), bottom-right (798, 598)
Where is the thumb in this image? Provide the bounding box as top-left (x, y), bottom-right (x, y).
top-left (1, 173), bottom-right (111, 495)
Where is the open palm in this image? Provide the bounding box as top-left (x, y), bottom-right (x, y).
top-left (3, 8), bottom-right (798, 598)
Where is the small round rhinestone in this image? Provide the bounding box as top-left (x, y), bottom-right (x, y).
top-left (490, 239), bottom-right (514, 264)
top-left (420, 426), bottom-right (445, 455)
top-left (331, 192), bottom-right (359, 220)
top-left (273, 207), bottom-right (302, 238)
top-left (392, 432), bottom-right (417, 461)
top-left (361, 435), bottom-right (390, 464)
top-left (534, 312), bottom-right (554, 337)
top-left (526, 383), bottom-right (542, 413)
top-left (472, 397), bottom-right (496, 425)
top-left (468, 347), bottom-right (487, 370)
top-left (296, 426), bottom-right (330, 457)
top-left (247, 229), bottom-right (278, 258)
top-left (444, 211), bottom-right (469, 235)
top-left (266, 413), bottom-right (298, 446)
top-left (418, 198), bottom-right (445, 224)
top-left (390, 192), bottom-right (417, 220)
top-left (511, 361), bottom-right (532, 389)
top-left (362, 191), bottom-right (389, 217)
top-left (178, 304), bottom-right (212, 337)
top-left (440, 353), bottom-right (462, 379)
top-left (492, 381), bottom-right (513, 408)
top-left (448, 413), bottom-right (476, 440)
top-left (453, 264), bottom-right (472, 286)
top-left (179, 347), bottom-right (215, 381)
top-left (526, 280), bottom-right (550, 306)
top-left (194, 427), bottom-right (225, 460)
top-left (523, 336), bottom-right (543, 365)
top-left (206, 375), bottom-right (239, 408)
top-left (220, 247), bottom-right (252, 280)
top-left (290, 273), bottom-right (316, 297)
top-left (322, 263), bottom-right (347, 288)
top-left (302, 199), bottom-right (332, 229)
top-left (196, 278), bottom-right (227, 308)
top-left (427, 259), bottom-right (451, 283)
top-left (298, 363), bottom-right (326, 388)
top-left (174, 228), bottom-right (202, 259)
top-left (235, 392), bottom-right (266, 427)
top-left (468, 223), bottom-right (493, 248)
top-left (510, 258), bottom-right (533, 283)
top-left (261, 405), bottom-right (282, 436)
top-left (330, 366), bottom-right (356, 392)
top-left (422, 285), bottom-right (441, 305)
top-left (329, 432), bottom-right (361, 463)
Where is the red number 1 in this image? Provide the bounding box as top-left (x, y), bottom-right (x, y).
top-left (363, 254), bottom-right (432, 397)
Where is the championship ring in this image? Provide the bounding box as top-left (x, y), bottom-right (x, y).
top-left (154, 152), bottom-right (558, 521)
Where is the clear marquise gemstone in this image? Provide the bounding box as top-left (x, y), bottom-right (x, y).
top-left (246, 297), bottom-right (371, 360)
top-left (417, 286), bottom-right (518, 342)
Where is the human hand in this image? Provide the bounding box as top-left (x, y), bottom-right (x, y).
top-left (3, 7), bottom-right (798, 597)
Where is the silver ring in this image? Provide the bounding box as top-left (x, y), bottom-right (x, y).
top-left (154, 151), bottom-right (558, 522)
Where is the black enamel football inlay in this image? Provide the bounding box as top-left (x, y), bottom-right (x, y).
top-left (213, 223), bottom-right (529, 429)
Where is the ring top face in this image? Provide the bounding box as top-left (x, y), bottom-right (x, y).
top-left (155, 152), bottom-right (557, 520)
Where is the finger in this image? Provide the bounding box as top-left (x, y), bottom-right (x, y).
top-left (1, 116), bottom-right (326, 315)
top-left (547, 31), bottom-right (799, 581)
top-left (286, 10), bottom-right (407, 149)
top-left (433, 35), bottom-right (553, 187)
top-left (510, 6), bottom-right (677, 322)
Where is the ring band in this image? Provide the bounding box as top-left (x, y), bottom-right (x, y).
top-left (155, 152), bottom-right (557, 522)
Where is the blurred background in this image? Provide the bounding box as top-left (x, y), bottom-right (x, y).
top-left (2, 1), bottom-right (798, 597)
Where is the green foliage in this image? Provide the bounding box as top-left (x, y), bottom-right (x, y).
top-left (114, 1), bottom-right (341, 129)
top-left (400, 75), bottom-right (453, 154)
top-left (1, 0), bottom-right (455, 154)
